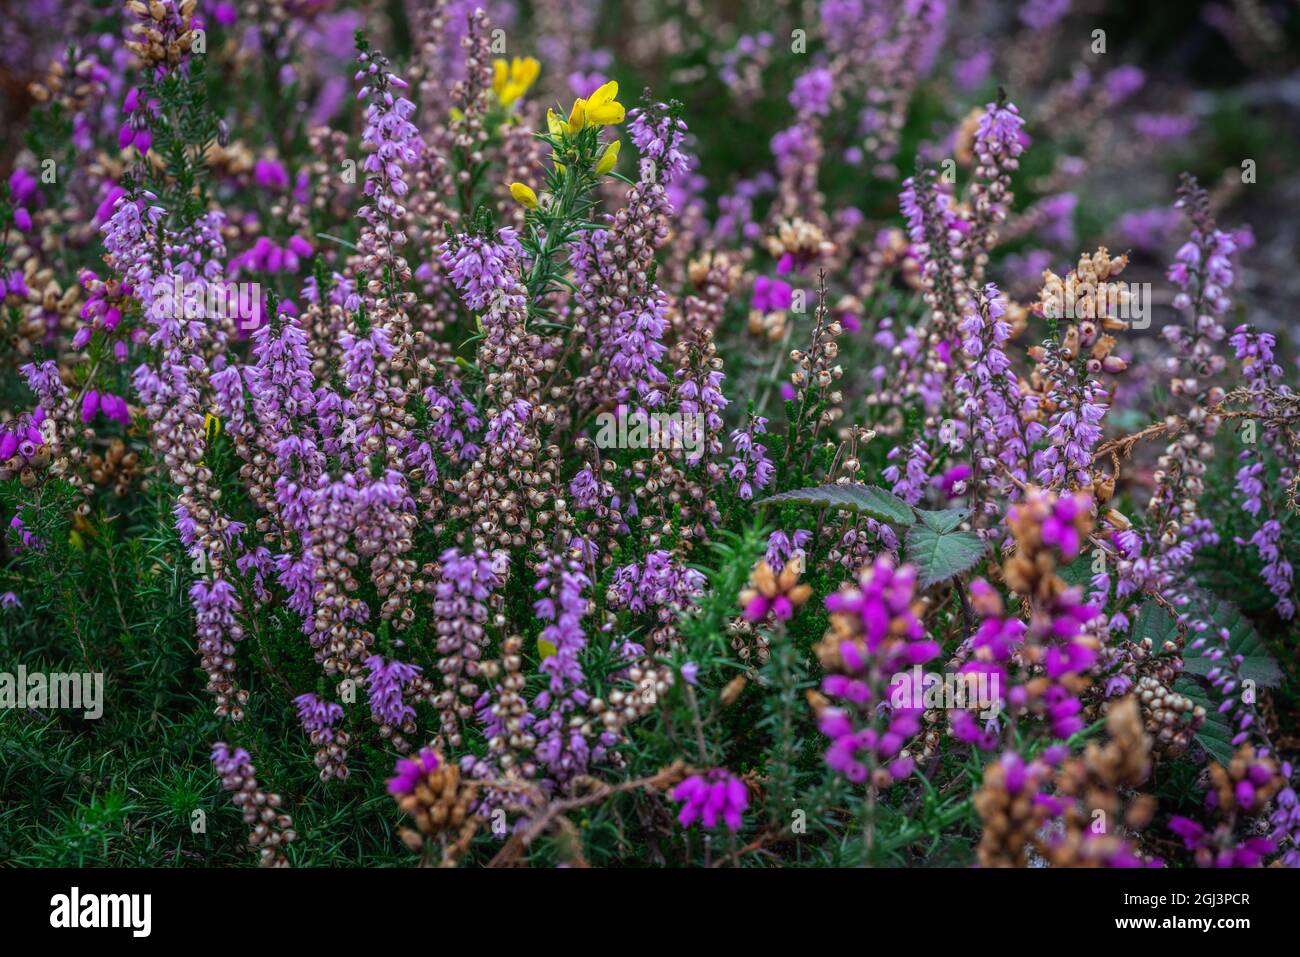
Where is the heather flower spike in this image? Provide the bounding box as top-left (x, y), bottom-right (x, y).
top-left (2, 0), bottom-right (1296, 878)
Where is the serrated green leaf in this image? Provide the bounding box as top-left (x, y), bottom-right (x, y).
top-left (904, 524), bottom-right (988, 589)
top-left (1172, 677), bottom-right (1236, 765)
top-left (1130, 600), bottom-right (1179, 646)
top-left (1057, 553), bottom-right (1097, 591)
top-left (756, 484), bottom-right (916, 526)
top-left (1182, 593), bottom-right (1282, 689)
top-left (914, 508), bottom-right (970, 534)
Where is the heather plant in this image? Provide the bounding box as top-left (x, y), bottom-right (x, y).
top-left (1, 0), bottom-right (1298, 870)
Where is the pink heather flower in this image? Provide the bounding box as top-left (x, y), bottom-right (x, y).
top-left (728, 414), bottom-right (775, 501)
top-left (1103, 65), bottom-right (1146, 103)
top-left (294, 693), bottom-right (344, 741)
top-left (1040, 490), bottom-right (1090, 561)
top-left (672, 769), bottom-right (748, 831)
top-left (789, 67), bottom-right (833, 115)
top-left (365, 655), bottom-right (422, 727)
top-left (210, 742), bottom-right (252, 778)
top-left (9, 167), bottom-right (38, 206)
top-left (609, 550), bottom-right (706, 622)
top-left (387, 747), bottom-right (440, 796)
top-left (941, 463), bottom-right (972, 498)
top-left (532, 548), bottom-right (598, 785)
top-left (1018, 0), bottom-right (1070, 30)
top-left (253, 158), bottom-right (289, 191)
top-left (817, 557), bottom-right (940, 783)
top-left (212, 2), bottom-right (237, 26)
top-left (751, 275), bottom-right (793, 312)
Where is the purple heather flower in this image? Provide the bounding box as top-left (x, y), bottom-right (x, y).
top-left (1103, 65), bottom-right (1145, 104)
top-left (672, 769), bottom-right (748, 831)
top-left (1018, 0), bottom-right (1070, 30)
top-left (751, 275), bottom-right (793, 313)
top-left (387, 746), bottom-right (440, 796)
top-left (294, 693), bottom-right (344, 742)
top-left (627, 103), bottom-right (689, 183)
top-left (253, 157), bottom-right (289, 191)
top-left (609, 550), bottom-right (706, 623)
top-left (532, 549), bottom-right (599, 786)
top-left (210, 742), bottom-right (252, 778)
top-left (1134, 112), bottom-right (1196, 142)
top-left (789, 67), bottom-right (834, 116)
top-left (1243, 521), bottom-right (1295, 620)
top-left (442, 228), bottom-right (526, 313)
top-left (766, 529), bottom-right (812, 568)
top-left (728, 414), bottom-right (775, 501)
top-left (953, 47), bottom-right (993, 92)
top-left (365, 655), bottom-right (422, 727)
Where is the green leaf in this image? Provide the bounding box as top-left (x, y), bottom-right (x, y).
top-left (1182, 593), bottom-right (1282, 689)
top-left (1057, 553), bottom-right (1097, 591)
top-left (913, 508), bottom-right (970, 534)
top-left (756, 484), bottom-right (915, 526)
top-left (1172, 677), bottom-right (1236, 765)
top-left (1129, 601), bottom-right (1179, 646)
top-left (904, 524), bottom-right (988, 589)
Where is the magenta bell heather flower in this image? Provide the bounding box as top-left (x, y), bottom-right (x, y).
top-left (253, 157), bottom-right (289, 191)
top-left (672, 769), bottom-right (748, 831)
top-left (817, 558), bottom-right (939, 783)
top-left (1269, 762), bottom-right (1300, 868)
top-left (751, 275), bottom-right (793, 313)
top-left (387, 747), bottom-right (440, 797)
top-left (1168, 816), bottom-right (1276, 868)
top-left (1040, 489), bottom-right (1091, 561)
top-left (825, 557), bottom-right (936, 670)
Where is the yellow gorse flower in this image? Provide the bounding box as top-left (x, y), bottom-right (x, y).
top-left (596, 139), bottom-right (620, 175)
top-left (509, 182), bottom-right (538, 209)
top-left (492, 56), bottom-right (540, 107)
top-left (546, 109), bottom-right (569, 172)
top-left (564, 80), bottom-right (625, 132)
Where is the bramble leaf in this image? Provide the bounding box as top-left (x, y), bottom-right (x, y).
top-left (913, 508), bottom-right (970, 534)
top-left (756, 484), bottom-right (915, 526)
top-left (1172, 677), bottom-right (1236, 765)
top-left (1182, 593), bottom-right (1282, 689)
top-left (904, 524), bottom-right (987, 589)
